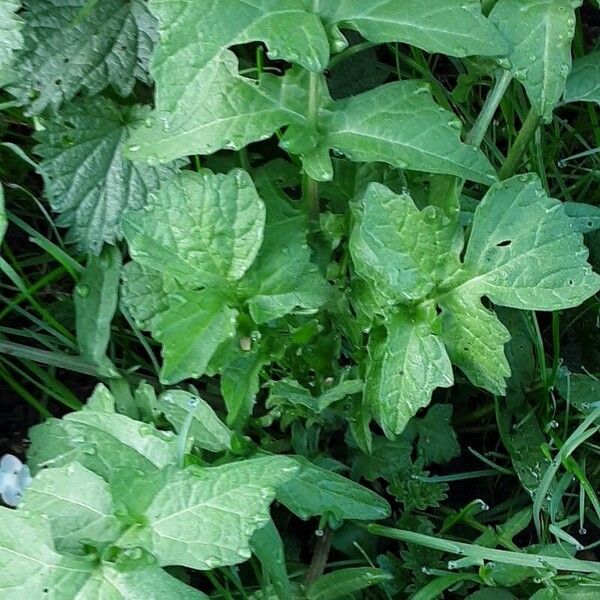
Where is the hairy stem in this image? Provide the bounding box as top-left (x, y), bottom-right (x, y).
top-left (498, 109), bottom-right (540, 180)
top-left (466, 70), bottom-right (512, 148)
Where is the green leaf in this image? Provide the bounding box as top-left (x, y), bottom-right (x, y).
top-left (320, 81), bottom-right (496, 184)
top-left (123, 169), bottom-right (265, 289)
top-left (411, 404), bottom-right (461, 466)
top-left (35, 97), bottom-right (181, 254)
top-left (120, 261), bottom-right (183, 330)
top-left (307, 567), bottom-right (393, 600)
top-left (28, 391), bottom-right (178, 479)
top-left (239, 193), bottom-right (331, 323)
top-left (250, 520), bottom-right (292, 600)
top-left (365, 311), bottom-right (454, 436)
top-left (11, 0), bottom-right (157, 114)
top-left (320, 0), bottom-right (508, 58)
top-left (464, 174), bottom-right (600, 310)
top-left (564, 51), bottom-right (600, 105)
top-left (74, 246), bottom-right (121, 367)
top-left (489, 0), bottom-right (580, 121)
top-left (20, 463), bottom-right (122, 553)
top-left (350, 182), bottom-right (461, 305)
top-left (126, 0), bottom-right (325, 162)
top-left (0, 507), bottom-right (209, 599)
top-left (276, 456), bottom-right (390, 521)
top-left (0, 184), bottom-right (7, 244)
top-left (120, 457), bottom-right (299, 570)
top-left (439, 289), bottom-right (511, 395)
top-left (221, 350), bottom-right (265, 429)
top-left (0, 0), bottom-right (22, 77)
top-left (0, 507), bottom-right (90, 599)
top-left (268, 378), bottom-right (362, 414)
top-left (152, 289), bottom-right (238, 384)
top-left (564, 201), bottom-right (600, 233)
top-left (158, 390), bottom-right (232, 452)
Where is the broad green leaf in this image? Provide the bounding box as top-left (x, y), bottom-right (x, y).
top-left (21, 463), bottom-right (121, 553)
top-left (276, 457), bottom-right (390, 521)
top-left (0, 0), bottom-right (22, 79)
top-left (250, 520), bottom-right (291, 600)
top-left (121, 457), bottom-right (299, 570)
top-left (320, 82), bottom-right (496, 184)
top-left (0, 507), bottom-right (91, 600)
top-left (11, 0), bottom-right (156, 114)
top-left (464, 174), bottom-right (600, 310)
top-left (221, 350), bottom-right (265, 429)
top-left (239, 193), bottom-right (331, 323)
top-left (320, 0), bottom-right (508, 58)
top-left (123, 170), bottom-right (265, 289)
top-left (152, 289), bottom-right (238, 384)
top-left (489, 0), bottom-right (580, 121)
top-left (120, 261), bottom-right (183, 330)
top-left (35, 97), bottom-right (181, 254)
top-left (126, 0), bottom-right (325, 162)
top-left (74, 246), bottom-right (121, 367)
top-left (556, 372), bottom-right (600, 418)
top-left (564, 51), bottom-right (600, 105)
top-left (365, 311), bottom-right (454, 436)
top-left (0, 508), bottom-right (207, 600)
top-left (158, 390), bottom-right (232, 453)
top-left (350, 182), bottom-right (460, 305)
top-left (439, 289), bottom-right (511, 395)
top-left (307, 567), bottom-right (392, 600)
top-left (28, 393), bottom-right (178, 479)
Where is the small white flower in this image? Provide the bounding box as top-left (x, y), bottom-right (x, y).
top-left (0, 454), bottom-right (32, 507)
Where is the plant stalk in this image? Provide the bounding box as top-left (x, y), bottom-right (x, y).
top-left (498, 109), bottom-right (540, 180)
top-left (466, 70), bottom-right (512, 148)
top-left (304, 527), bottom-right (332, 585)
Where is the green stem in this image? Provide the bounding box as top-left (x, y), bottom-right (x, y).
top-left (465, 70), bottom-right (512, 148)
top-left (498, 109), bottom-right (540, 180)
top-left (304, 527), bottom-right (332, 585)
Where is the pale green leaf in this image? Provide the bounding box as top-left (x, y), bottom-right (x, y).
top-left (320, 0), bottom-right (508, 58)
top-left (35, 97), bottom-right (181, 254)
top-left (158, 390), bottom-right (232, 453)
top-left (365, 311), bottom-right (454, 436)
top-left (276, 457), bottom-right (390, 521)
top-left (121, 457), bottom-right (299, 570)
top-left (11, 0), bottom-right (156, 114)
top-left (490, 0), bottom-right (580, 121)
top-left (125, 0), bottom-right (325, 162)
top-left (20, 463), bottom-right (121, 553)
top-left (322, 82), bottom-right (496, 184)
top-left (123, 169), bottom-right (265, 289)
top-left (564, 51), bottom-right (600, 105)
top-left (75, 246), bottom-right (121, 366)
top-left (564, 201), bottom-right (600, 233)
top-left (439, 289), bottom-right (511, 395)
top-left (0, 0), bottom-right (22, 76)
top-left (464, 174), bottom-right (600, 310)
top-left (28, 397), bottom-right (178, 479)
top-left (0, 507), bottom-right (91, 600)
top-left (350, 182), bottom-right (461, 305)
top-left (152, 290), bottom-right (237, 385)
top-left (239, 194), bottom-right (330, 323)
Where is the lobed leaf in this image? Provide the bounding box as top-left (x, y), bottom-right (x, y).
top-left (0, 0), bottom-right (22, 84)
